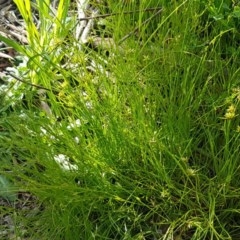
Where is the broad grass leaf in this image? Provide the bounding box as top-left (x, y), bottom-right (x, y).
top-left (0, 35), bottom-right (27, 55)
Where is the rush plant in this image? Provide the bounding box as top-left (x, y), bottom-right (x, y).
top-left (1, 0), bottom-right (240, 239)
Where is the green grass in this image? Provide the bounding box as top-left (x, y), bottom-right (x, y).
top-left (1, 0), bottom-right (240, 239)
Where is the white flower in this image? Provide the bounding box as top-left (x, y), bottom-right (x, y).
top-left (67, 119), bottom-right (82, 130)
top-left (74, 136), bottom-right (80, 144)
top-left (86, 101), bottom-right (93, 109)
top-left (75, 119), bottom-right (81, 127)
top-left (40, 127), bottom-right (47, 135)
top-left (54, 154), bottom-right (78, 171)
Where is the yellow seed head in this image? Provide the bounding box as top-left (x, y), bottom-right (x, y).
top-left (225, 112), bottom-right (235, 119)
top-left (227, 105), bottom-right (236, 113)
top-left (186, 168), bottom-right (197, 176)
top-left (225, 105), bottom-right (236, 119)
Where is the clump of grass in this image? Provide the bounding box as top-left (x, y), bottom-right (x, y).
top-left (1, 0), bottom-right (240, 239)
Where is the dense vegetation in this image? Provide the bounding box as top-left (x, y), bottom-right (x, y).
top-left (1, 0), bottom-right (240, 239)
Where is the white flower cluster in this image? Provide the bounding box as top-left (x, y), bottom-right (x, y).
top-left (54, 154), bottom-right (78, 171)
top-left (0, 56), bottom-right (29, 103)
top-left (39, 119), bottom-right (82, 171)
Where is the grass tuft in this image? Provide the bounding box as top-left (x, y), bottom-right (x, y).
top-left (1, 0), bottom-right (240, 239)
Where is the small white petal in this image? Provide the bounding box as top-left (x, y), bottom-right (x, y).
top-left (40, 127), bottom-right (47, 135)
top-left (74, 136), bottom-right (80, 144)
top-left (75, 119), bottom-right (81, 127)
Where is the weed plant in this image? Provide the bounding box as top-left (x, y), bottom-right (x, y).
top-left (1, 0), bottom-right (240, 239)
